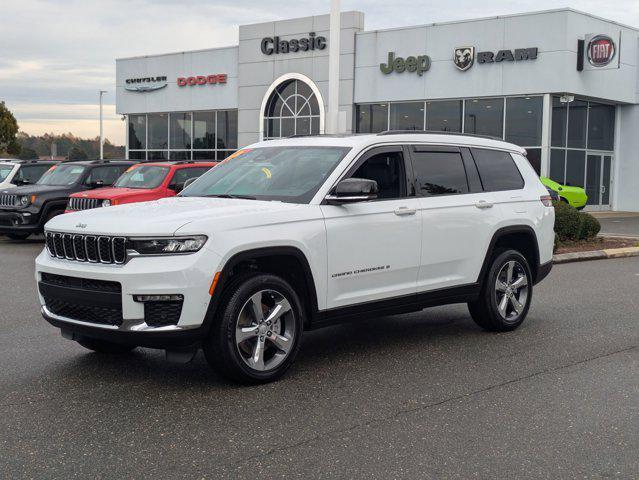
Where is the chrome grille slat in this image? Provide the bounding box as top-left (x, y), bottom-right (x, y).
top-left (0, 194), bottom-right (17, 207)
top-left (45, 232), bottom-right (126, 264)
top-left (68, 197), bottom-right (100, 211)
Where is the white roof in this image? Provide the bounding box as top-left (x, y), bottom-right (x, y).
top-left (247, 133), bottom-right (528, 155)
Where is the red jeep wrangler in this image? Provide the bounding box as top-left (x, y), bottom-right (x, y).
top-left (66, 161), bottom-right (217, 212)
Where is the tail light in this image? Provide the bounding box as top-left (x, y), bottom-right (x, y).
top-left (540, 195), bottom-right (553, 207)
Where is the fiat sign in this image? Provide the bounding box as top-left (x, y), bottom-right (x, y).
top-left (587, 34), bottom-right (616, 67)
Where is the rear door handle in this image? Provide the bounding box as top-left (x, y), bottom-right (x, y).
top-left (394, 206), bottom-right (416, 216)
top-left (475, 200), bottom-right (493, 209)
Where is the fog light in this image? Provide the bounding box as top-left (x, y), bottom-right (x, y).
top-left (133, 294), bottom-right (184, 302)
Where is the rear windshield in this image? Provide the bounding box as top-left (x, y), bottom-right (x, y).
top-left (0, 165), bottom-right (13, 181)
top-left (37, 164), bottom-right (87, 186)
top-left (181, 146), bottom-right (351, 204)
top-left (114, 165), bottom-right (169, 189)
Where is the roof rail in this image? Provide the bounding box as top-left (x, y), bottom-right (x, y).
top-left (377, 130), bottom-right (502, 141)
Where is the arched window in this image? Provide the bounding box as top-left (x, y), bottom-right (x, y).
top-left (262, 78), bottom-right (322, 140)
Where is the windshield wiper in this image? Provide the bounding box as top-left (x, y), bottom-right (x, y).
top-left (204, 194), bottom-right (257, 200)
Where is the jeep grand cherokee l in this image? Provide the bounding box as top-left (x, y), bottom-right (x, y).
top-left (0, 159), bottom-right (134, 239)
top-left (66, 161), bottom-right (217, 212)
top-left (35, 133), bottom-right (554, 384)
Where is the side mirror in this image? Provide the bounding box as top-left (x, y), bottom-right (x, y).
top-left (182, 178), bottom-right (198, 191)
top-left (325, 178), bottom-right (378, 204)
top-left (14, 178), bottom-right (30, 186)
top-left (170, 183), bottom-right (185, 193)
top-left (90, 180), bottom-right (104, 189)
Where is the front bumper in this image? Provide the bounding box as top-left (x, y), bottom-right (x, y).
top-left (35, 246), bottom-right (222, 346)
top-left (0, 209), bottom-right (41, 234)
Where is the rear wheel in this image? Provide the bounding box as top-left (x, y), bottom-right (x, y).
top-left (203, 273), bottom-right (304, 384)
top-left (468, 249), bottom-right (532, 332)
top-left (76, 336), bottom-right (136, 354)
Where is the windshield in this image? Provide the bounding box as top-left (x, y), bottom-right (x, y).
top-left (114, 165), bottom-right (169, 189)
top-left (0, 165), bottom-right (13, 181)
top-left (180, 146), bottom-right (351, 203)
top-left (37, 164), bottom-right (87, 186)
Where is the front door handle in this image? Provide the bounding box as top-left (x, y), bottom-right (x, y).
top-left (475, 200), bottom-right (493, 209)
top-left (394, 206), bottom-right (416, 216)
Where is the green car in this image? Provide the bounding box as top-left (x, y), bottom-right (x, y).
top-left (540, 177), bottom-right (588, 210)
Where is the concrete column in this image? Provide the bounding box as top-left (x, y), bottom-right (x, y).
top-left (540, 94), bottom-right (552, 177)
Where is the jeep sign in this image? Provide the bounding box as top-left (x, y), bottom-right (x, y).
top-left (380, 52), bottom-right (431, 76)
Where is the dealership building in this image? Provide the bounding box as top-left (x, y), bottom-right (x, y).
top-left (116, 8), bottom-right (639, 211)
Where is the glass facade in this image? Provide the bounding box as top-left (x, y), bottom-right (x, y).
top-left (263, 79), bottom-right (320, 139)
top-left (549, 96), bottom-right (615, 203)
top-left (355, 96), bottom-right (543, 173)
top-left (128, 110), bottom-right (237, 161)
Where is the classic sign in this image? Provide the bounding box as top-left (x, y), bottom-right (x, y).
top-left (380, 52), bottom-right (431, 76)
top-left (261, 32), bottom-right (326, 55)
top-left (587, 34), bottom-right (616, 67)
top-left (124, 76), bottom-right (168, 92)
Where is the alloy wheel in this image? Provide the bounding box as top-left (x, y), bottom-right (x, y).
top-left (494, 260), bottom-right (529, 322)
top-left (235, 289), bottom-right (296, 371)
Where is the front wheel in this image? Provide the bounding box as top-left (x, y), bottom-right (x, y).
top-left (468, 249), bottom-right (533, 332)
top-left (203, 273), bottom-right (304, 384)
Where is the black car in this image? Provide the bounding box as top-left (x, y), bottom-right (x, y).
top-left (0, 160), bottom-right (136, 240)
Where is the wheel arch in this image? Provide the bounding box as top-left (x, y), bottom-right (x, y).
top-left (477, 225), bottom-right (541, 285)
top-left (204, 246), bottom-right (319, 331)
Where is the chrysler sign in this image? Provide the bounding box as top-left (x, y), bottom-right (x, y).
top-left (124, 76), bottom-right (167, 92)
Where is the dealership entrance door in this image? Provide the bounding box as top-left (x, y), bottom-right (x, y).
top-left (585, 153), bottom-right (613, 210)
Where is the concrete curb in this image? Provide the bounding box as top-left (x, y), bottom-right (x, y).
top-left (553, 246), bottom-right (639, 264)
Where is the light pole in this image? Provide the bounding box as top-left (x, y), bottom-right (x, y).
top-left (327, 0), bottom-right (340, 134)
top-left (99, 90), bottom-right (107, 159)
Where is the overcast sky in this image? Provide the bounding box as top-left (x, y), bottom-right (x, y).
top-left (2, 0), bottom-right (638, 145)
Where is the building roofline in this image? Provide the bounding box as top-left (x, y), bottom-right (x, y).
top-left (356, 7), bottom-right (639, 35)
top-left (116, 44), bottom-right (238, 62)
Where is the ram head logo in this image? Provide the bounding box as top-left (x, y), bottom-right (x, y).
top-left (454, 47), bottom-right (475, 71)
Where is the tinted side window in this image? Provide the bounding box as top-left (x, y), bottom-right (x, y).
top-left (16, 165), bottom-right (51, 183)
top-left (411, 149), bottom-right (469, 196)
top-left (350, 151), bottom-right (405, 200)
top-left (170, 167), bottom-right (211, 188)
top-left (471, 149), bottom-right (524, 191)
top-left (86, 165), bottom-right (130, 186)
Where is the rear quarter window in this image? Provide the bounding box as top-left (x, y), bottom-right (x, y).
top-left (471, 148), bottom-right (524, 191)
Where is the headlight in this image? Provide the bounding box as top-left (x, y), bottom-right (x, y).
top-left (128, 236), bottom-right (207, 255)
top-left (19, 196), bottom-right (30, 207)
top-left (102, 199), bottom-right (111, 207)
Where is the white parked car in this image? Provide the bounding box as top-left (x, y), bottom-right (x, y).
top-left (35, 133), bottom-right (555, 383)
top-left (0, 159), bottom-right (57, 190)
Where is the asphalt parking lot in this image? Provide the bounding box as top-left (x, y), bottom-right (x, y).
top-left (0, 237), bottom-right (637, 479)
top-left (597, 213), bottom-right (639, 238)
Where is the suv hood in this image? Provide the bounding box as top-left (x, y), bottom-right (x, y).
top-left (1, 184), bottom-right (72, 196)
top-left (71, 187), bottom-right (152, 200)
top-left (46, 196), bottom-right (303, 236)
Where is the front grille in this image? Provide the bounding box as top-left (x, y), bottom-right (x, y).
top-left (46, 232), bottom-right (127, 264)
top-left (43, 295), bottom-right (123, 326)
top-left (144, 301), bottom-right (183, 327)
top-left (0, 194), bottom-right (17, 208)
top-left (68, 197), bottom-right (101, 211)
top-left (41, 272), bottom-right (121, 293)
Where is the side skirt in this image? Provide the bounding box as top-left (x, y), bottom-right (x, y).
top-left (309, 283), bottom-right (480, 330)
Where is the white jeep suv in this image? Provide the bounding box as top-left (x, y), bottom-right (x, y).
top-left (35, 133), bottom-right (554, 383)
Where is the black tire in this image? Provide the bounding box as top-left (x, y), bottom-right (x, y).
top-left (203, 273), bottom-right (304, 384)
top-left (76, 336), bottom-right (137, 354)
top-left (468, 249), bottom-right (533, 332)
top-left (5, 233), bottom-right (30, 240)
top-left (43, 209), bottom-right (63, 227)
